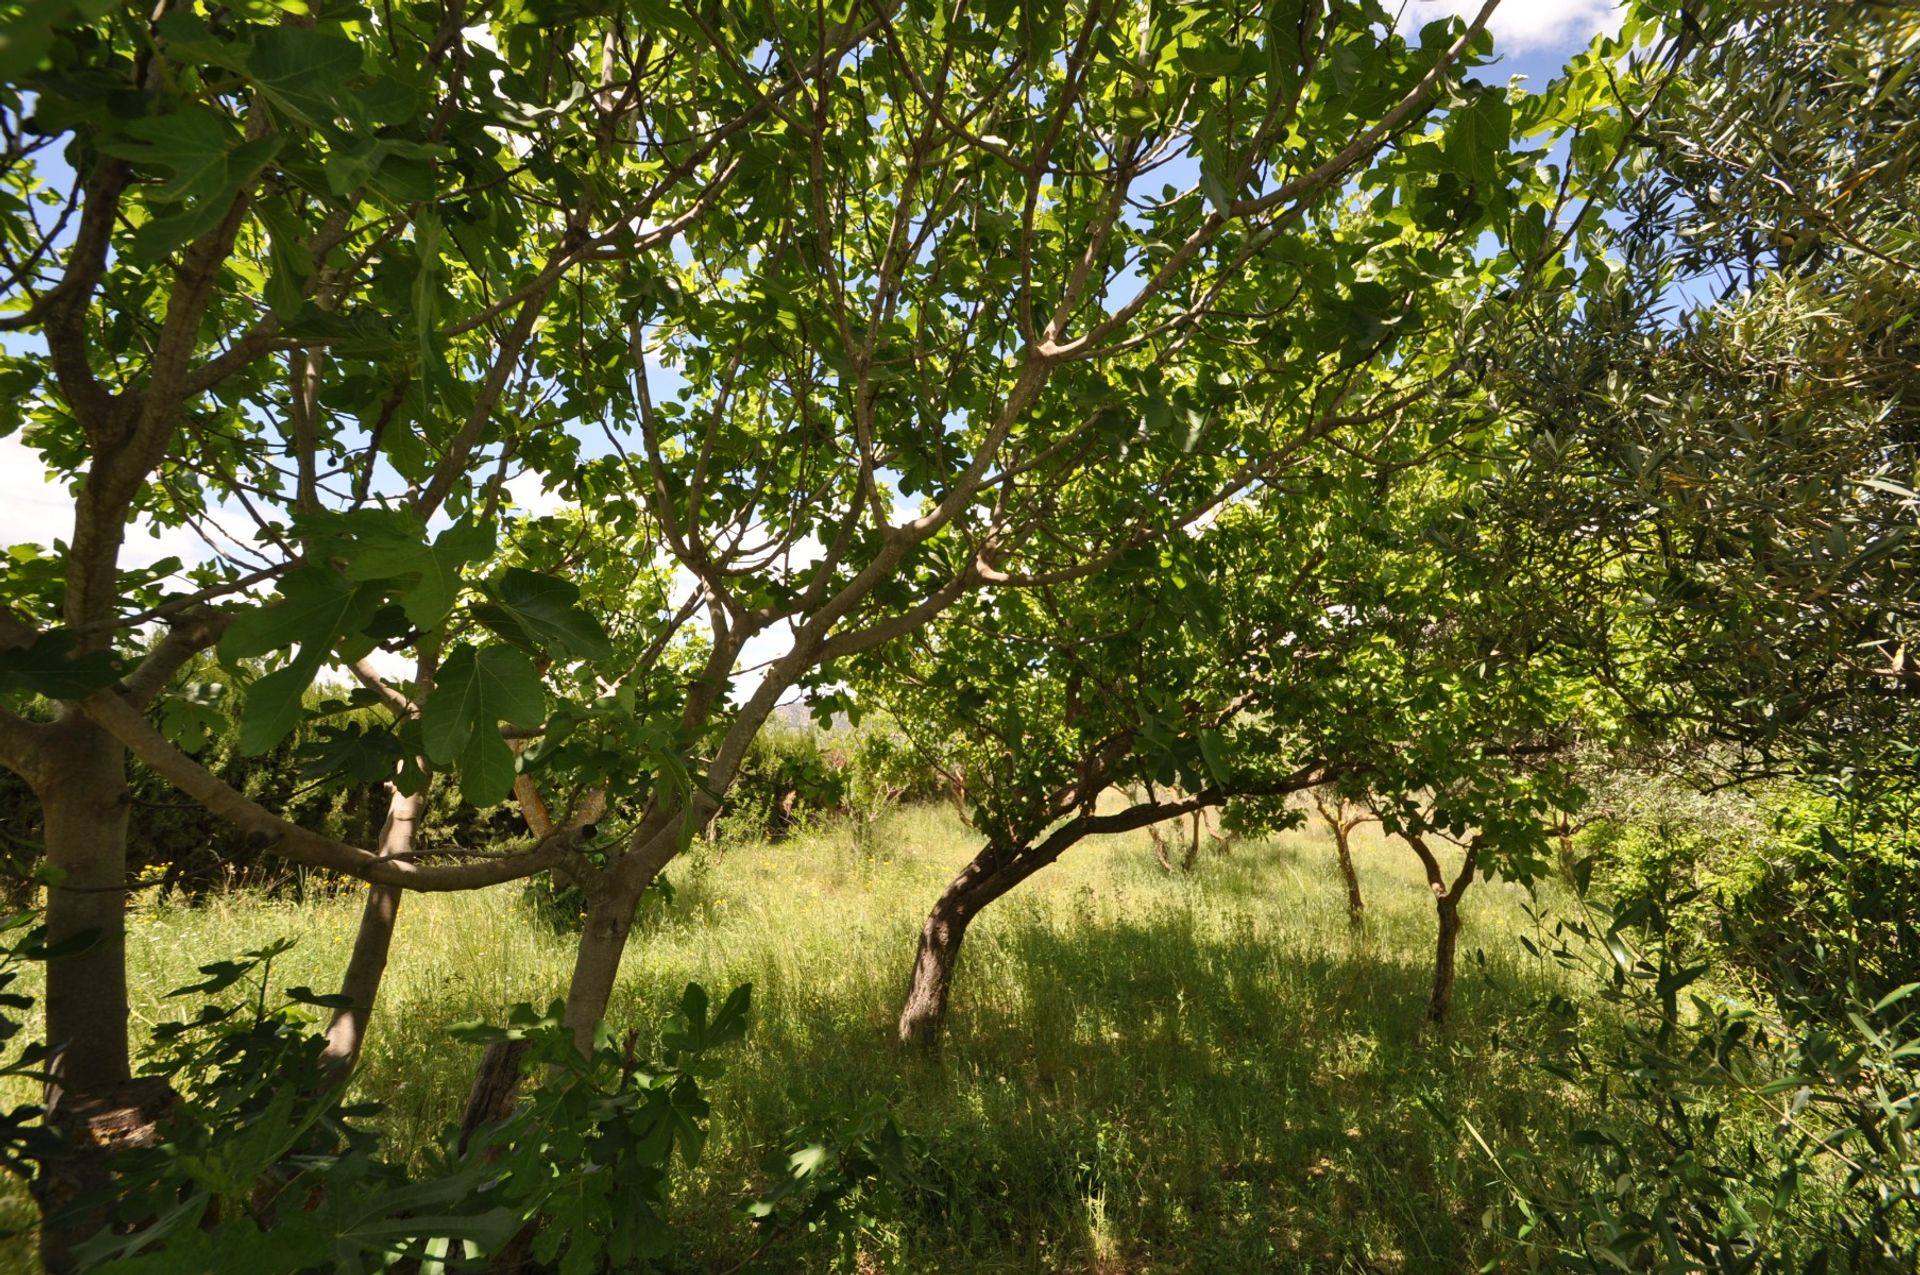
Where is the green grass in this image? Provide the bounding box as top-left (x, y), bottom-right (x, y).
top-left (3, 805), bottom-right (1590, 1273)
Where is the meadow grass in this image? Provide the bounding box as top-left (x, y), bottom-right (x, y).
top-left (2, 805), bottom-right (1589, 1273)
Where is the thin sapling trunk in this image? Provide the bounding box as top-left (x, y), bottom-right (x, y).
top-left (321, 785), bottom-right (426, 1071)
top-left (1402, 831), bottom-right (1479, 1025)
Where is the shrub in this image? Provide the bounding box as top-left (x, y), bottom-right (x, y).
top-left (0, 923), bottom-right (920, 1272)
top-left (1483, 788), bottom-right (1920, 1272)
top-left (724, 724), bottom-right (847, 844)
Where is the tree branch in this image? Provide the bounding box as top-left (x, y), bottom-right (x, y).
top-left (78, 687), bottom-right (591, 890)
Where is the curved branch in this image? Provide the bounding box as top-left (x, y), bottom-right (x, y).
top-left (121, 610), bottom-right (229, 711)
top-left (78, 687), bottom-right (590, 891)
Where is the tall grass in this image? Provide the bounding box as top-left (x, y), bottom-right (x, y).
top-left (3, 806), bottom-right (1587, 1273)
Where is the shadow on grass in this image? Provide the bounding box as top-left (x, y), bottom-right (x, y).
top-left (683, 902), bottom-right (1575, 1274)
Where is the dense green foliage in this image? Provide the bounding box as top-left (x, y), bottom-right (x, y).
top-left (0, 915), bottom-right (920, 1273)
top-left (1488, 788), bottom-right (1920, 1272)
top-left (0, 0), bottom-right (1916, 1270)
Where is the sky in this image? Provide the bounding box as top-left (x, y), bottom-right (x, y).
top-left (1396, 0), bottom-right (1624, 67)
top-left (0, 0), bottom-right (1628, 678)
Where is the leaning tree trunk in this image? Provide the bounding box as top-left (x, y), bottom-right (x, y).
top-left (321, 785), bottom-right (426, 1072)
top-left (898, 894), bottom-right (977, 1048)
top-left (457, 864), bottom-right (651, 1149)
top-left (324, 642), bottom-right (442, 1076)
top-left (456, 798), bottom-right (664, 1145)
top-left (898, 791), bottom-right (1240, 1046)
top-left (457, 886), bottom-right (640, 1155)
top-left (1312, 792), bottom-right (1371, 929)
top-left (898, 846), bottom-right (1034, 1047)
top-left (512, 772), bottom-right (555, 838)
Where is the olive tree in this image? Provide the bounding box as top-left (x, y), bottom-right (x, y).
top-left (1467, 10), bottom-right (1920, 1261)
top-left (1495, 0), bottom-right (1920, 782)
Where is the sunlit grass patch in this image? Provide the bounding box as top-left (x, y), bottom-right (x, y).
top-left (2, 804), bottom-right (1581, 1273)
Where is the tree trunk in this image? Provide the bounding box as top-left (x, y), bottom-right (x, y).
top-left (899, 793), bottom-right (1232, 1046)
top-left (1333, 825), bottom-right (1365, 928)
top-left (1426, 895), bottom-right (1462, 1025)
top-left (944, 772), bottom-right (971, 828)
top-left (321, 786), bottom-right (426, 1072)
top-left (563, 888), bottom-right (640, 1054)
top-left (35, 714), bottom-right (133, 1273)
top-left (39, 718), bottom-right (131, 1098)
top-left (1180, 812), bottom-right (1201, 872)
top-left (456, 810), bottom-right (673, 1132)
top-left (454, 885), bottom-right (640, 1158)
top-left (769, 787), bottom-right (799, 841)
top-left (1401, 832), bottom-right (1476, 1028)
top-left (897, 848), bottom-right (1027, 1047)
top-left (1557, 822), bottom-right (1581, 889)
top-left (897, 895), bottom-right (975, 1048)
top-left (458, 1038), bottom-right (531, 1155)
top-left (454, 879), bottom-right (644, 1156)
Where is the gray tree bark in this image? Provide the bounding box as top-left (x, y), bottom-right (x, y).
top-left (31, 713), bottom-right (135, 1273)
top-left (896, 843), bottom-right (1056, 1046)
top-left (898, 881), bottom-right (988, 1047)
top-left (321, 786), bottom-right (426, 1071)
top-left (38, 715), bottom-right (132, 1100)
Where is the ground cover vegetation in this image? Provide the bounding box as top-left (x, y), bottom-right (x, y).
top-left (0, 809), bottom-right (1639, 1272)
top-left (0, 0), bottom-right (1915, 1269)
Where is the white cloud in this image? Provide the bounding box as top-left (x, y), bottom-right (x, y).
top-left (0, 435), bottom-right (260, 573)
top-left (0, 436), bottom-right (75, 555)
top-left (1397, 0), bottom-right (1622, 55)
top-left (503, 469), bottom-right (572, 518)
